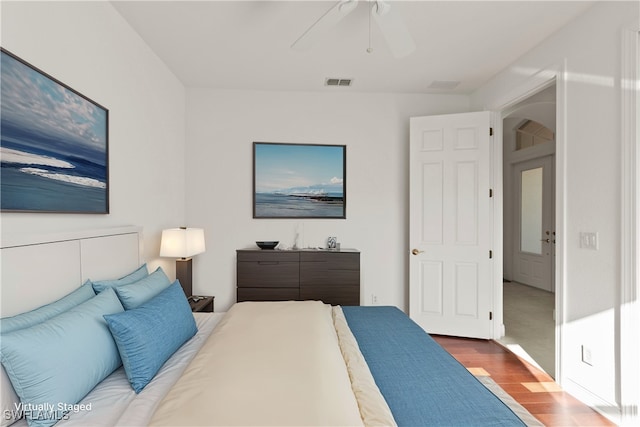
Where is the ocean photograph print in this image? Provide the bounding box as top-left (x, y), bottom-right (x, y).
top-left (253, 142), bottom-right (346, 219)
top-left (1, 48), bottom-right (109, 213)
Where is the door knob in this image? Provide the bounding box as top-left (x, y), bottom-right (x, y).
top-left (411, 249), bottom-right (424, 255)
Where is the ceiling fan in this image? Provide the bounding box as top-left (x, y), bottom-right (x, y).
top-left (291, 0), bottom-right (416, 58)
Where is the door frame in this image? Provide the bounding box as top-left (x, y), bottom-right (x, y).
top-left (486, 63), bottom-right (566, 384)
top-left (620, 26), bottom-right (639, 424)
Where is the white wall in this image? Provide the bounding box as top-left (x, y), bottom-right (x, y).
top-left (0, 1), bottom-right (186, 273)
top-left (472, 1), bottom-right (639, 420)
top-left (185, 89), bottom-right (469, 311)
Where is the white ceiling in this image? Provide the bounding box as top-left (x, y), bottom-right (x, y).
top-left (111, 1), bottom-right (595, 94)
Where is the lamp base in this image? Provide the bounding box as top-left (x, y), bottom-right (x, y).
top-left (176, 258), bottom-right (192, 297)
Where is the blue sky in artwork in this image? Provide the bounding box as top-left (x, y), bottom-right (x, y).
top-left (1, 51), bottom-right (107, 160)
top-left (255, 143), bottom-right (344, 193)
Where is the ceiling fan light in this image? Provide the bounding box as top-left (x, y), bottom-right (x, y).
top-left (371, 1), bottom-right (416, 58)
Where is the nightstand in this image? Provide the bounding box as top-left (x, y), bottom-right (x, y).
top-left (189, 296), bottom-right (214, 312)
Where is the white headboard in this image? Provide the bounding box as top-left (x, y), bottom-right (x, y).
top-left (1, 226), bottom-right (143, 317)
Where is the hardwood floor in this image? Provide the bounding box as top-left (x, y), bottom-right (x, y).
top-left (432, 335), bottom-right (615, 426)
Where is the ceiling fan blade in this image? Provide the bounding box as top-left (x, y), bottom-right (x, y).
top-left (371, 1), bottom-right (416, 58)
top-left (291, 0), bottom-right (359, 51)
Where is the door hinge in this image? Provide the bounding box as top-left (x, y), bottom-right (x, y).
top-left (489, 188), bottom-right (493, 198)
top-left (489, 127), bottom-right (494, 136)
top-left (489, 311), bottom-right (493, 320)
top-left (489, 250), bottom-right (493, 259)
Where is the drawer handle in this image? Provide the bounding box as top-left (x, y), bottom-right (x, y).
top-left (258, 261), bottom-right (279, 265)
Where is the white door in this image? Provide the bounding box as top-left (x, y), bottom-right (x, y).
top-left (512, 155), bottom-right (554, 291)
top-left (409, 111), bottom-right (494, 339)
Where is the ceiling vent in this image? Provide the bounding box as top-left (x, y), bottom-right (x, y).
top-left (325, 78), bottom-right (353, 87)
top-left (428, 80), bottom-right (461, 90)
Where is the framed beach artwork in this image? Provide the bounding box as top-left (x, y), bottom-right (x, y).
top-left (1, 48), bottom-right (109, 213)
top-left (253, 142), bottom-right (346, 219)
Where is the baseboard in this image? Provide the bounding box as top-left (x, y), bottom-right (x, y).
top-left (563, 378), bottom-right (620, 425)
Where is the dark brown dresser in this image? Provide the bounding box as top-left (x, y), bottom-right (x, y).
top-left (236, 249), bottom-right (360, 306)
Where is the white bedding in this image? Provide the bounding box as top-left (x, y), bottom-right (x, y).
top-left (150, 301), bottom-right (366, 426)
top-left (8, 313), bottom-right (224, 427)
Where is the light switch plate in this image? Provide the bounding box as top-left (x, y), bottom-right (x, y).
top-left (580, 232), bottom-right (599, 250)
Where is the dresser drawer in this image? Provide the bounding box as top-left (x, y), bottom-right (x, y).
top-left (300, 269), bottom-right (359, 287)
top-left (300, 251), bottom-right (359, 269)
top-left (237, 251), bottom-right (299, 263)
top-left (238, 288), bottom-right (300, 302)
top-left (300, 252), bottom-right (360, 287)
top-left (237, 260), bottom-right (299, 288)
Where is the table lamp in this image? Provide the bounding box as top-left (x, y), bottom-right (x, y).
top-left (160, 227), bottom-right (205, 297)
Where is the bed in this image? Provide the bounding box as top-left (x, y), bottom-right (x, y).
top-left (1, 227), bottom-right (538, 427)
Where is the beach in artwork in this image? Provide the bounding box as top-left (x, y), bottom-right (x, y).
top-left (254, 143), bottom-right (345, 218)
top-left (255, 193), bottom-right (344, 217)
top-left (1, 145), bottom-right (107, 212)
top-left (1, 51), bottom-right (108, 212)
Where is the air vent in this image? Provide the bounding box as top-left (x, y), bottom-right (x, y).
top-left (325, 78), bottom-right (353, 87)
top-left (428, 80), bottom-right (461, 90)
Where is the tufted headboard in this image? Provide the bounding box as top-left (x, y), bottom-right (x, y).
top-left (0, 226), bottom-right (143, 317)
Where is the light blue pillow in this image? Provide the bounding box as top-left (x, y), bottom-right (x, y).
top-left (104, 281), bottom-right (197, 393)
top-left (0, 281), bottom-right (95, 334)
top-left (113, 267), bottom-right (171, 310)
top-left (0, 289), bottom-right (124, 427)
top-left (91, 263), bottom-right (149, 294)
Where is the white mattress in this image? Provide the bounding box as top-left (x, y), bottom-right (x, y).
top-left (10, 313), bottom-right (223, 427)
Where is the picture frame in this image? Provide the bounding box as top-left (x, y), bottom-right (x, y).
top-left (1, 48), bottom-right (109, 213)
top-left (253, 142), bottom-right (346, 219)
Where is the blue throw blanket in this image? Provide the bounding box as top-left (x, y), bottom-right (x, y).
top-left (342, 306), bottom-right (526, 426)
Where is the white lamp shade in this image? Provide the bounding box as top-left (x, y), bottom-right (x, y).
top-left (160, 228), bottom-right (206, 258)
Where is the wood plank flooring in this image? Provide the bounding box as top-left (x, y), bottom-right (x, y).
top-left (432, 335), bottom-right (615, 426)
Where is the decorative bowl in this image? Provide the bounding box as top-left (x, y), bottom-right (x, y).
top-left (256, 241), bottom-right (279, 250)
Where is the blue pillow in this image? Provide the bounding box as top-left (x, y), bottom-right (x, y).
top-left (91, 264), bottom-right (149, 294)
top-left (0, 289), bottom-right (124, 427)
top-left (104, 281), bottom-right (197, 393)
top-left (0, 281), bottom-right (95, 334)
top-left (113, 267), bottom-right (171, 310)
